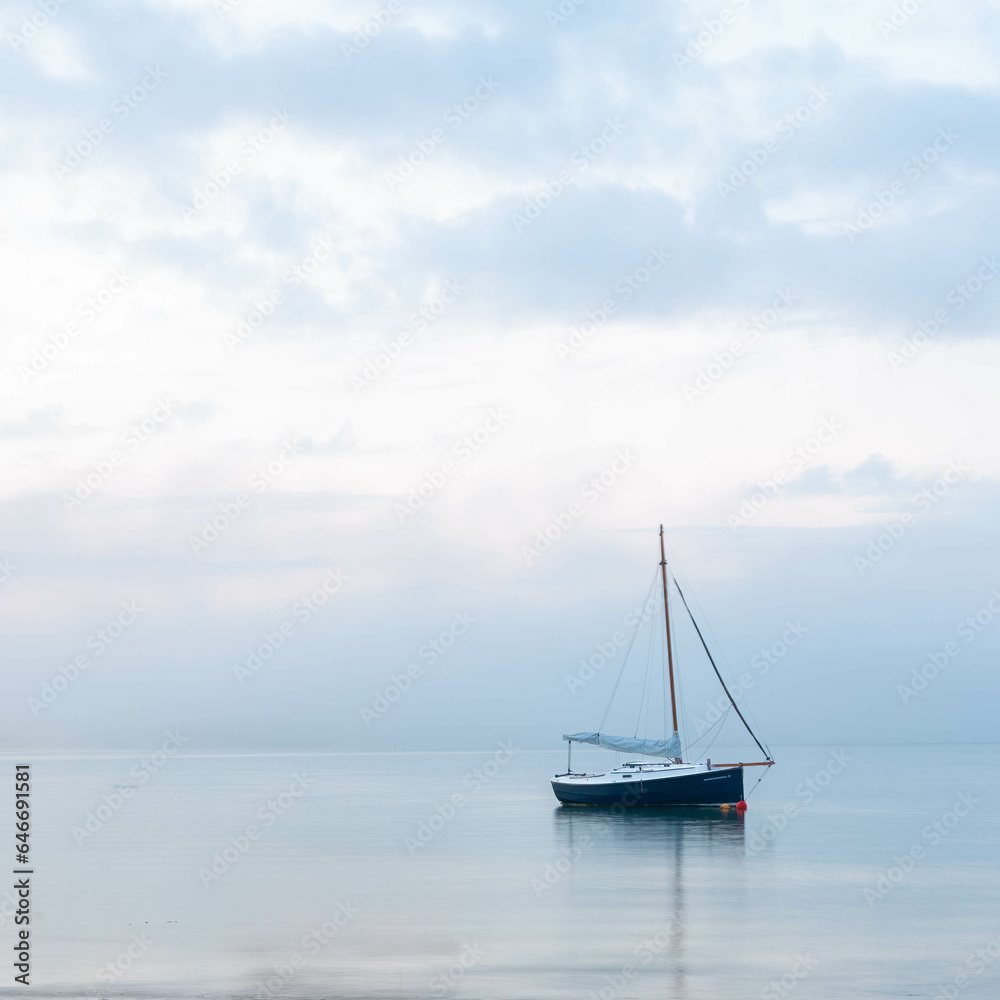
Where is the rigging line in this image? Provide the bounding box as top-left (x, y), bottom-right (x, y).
top-left (681, 704), bottom-right (731, 757)
top-left (661, 570), bottom-right (668, 745)
top-left (661, 537), bottom-right (772, 758)
top-left (660, 589), bottom-right (673, 746)
top-left (690, 714), bottom-right (729, 761)
top-left (599, 566), bottom-right (659, 735)
top-left (663, 537), bottom-right (770, 752)
top-left (669, 578), bottom-right (689, 751)
top-left (636, 595), bottom-right (657, 738)
top-left (670, 574), bottom-right (772, 762)
top-left (637, 653), bottom-right (651, 739)
top-left (683, 704), bottom-right (730, 748)
top-left (695, 595), bottom-right (770, 751)
top-left (645, 618), bottom-right (657, 739)
top-left (659, 567), bottom-right (672, 743)
top-left (635, 607), bottom-right (652, 737)
top-left (746, 769), bottom-right (770, 799)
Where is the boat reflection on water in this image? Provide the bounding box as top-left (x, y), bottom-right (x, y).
top-left (553, 802), bottom-right (746, 858)
top-left (556, 802), bottom-right (745, 827)
top-left (549, 805), bottom-right (747, 999)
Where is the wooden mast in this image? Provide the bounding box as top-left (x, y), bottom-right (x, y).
top-left (659, 526), bottom-right (679, 749)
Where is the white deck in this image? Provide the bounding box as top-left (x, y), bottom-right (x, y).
top-left (553, 760), bottom-right (737, 788)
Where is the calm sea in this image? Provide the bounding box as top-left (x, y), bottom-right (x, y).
top-left (0, 745), bottom-right (996, 999)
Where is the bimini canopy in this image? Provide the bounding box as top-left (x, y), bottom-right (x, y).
top-left (563, 732), bottom-right (682, 758)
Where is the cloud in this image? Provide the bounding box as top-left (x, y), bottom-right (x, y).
top-left (2, 0), bottom-right (999, 749)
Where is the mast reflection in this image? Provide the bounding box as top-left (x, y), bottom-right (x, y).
top-left (553, 806), bottom-right (745, 999)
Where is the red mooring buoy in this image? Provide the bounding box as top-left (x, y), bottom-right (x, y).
top-left (736, 800), bottom-right (748, 811)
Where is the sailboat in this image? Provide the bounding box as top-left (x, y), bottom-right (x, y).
top-left (551, 526), bottom-right (774, 807)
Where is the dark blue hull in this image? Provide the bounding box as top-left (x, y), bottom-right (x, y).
top-left (551, 766), bottom-right (743, 806)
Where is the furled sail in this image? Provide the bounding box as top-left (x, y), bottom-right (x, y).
top-left (563, 732), bottom-right (682, 758)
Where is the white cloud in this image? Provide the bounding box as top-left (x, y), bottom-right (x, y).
top-left (3, 0), bottom-right (1000, 747)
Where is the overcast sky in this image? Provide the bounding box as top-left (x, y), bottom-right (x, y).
top-left (3, 0), bottom-right (999, 752)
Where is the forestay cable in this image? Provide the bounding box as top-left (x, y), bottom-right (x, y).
top-left (670, 574), bottom-right (772, 761)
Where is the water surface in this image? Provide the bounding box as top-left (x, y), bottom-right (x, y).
top-left (0, 745), bottom-right (996, 999)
